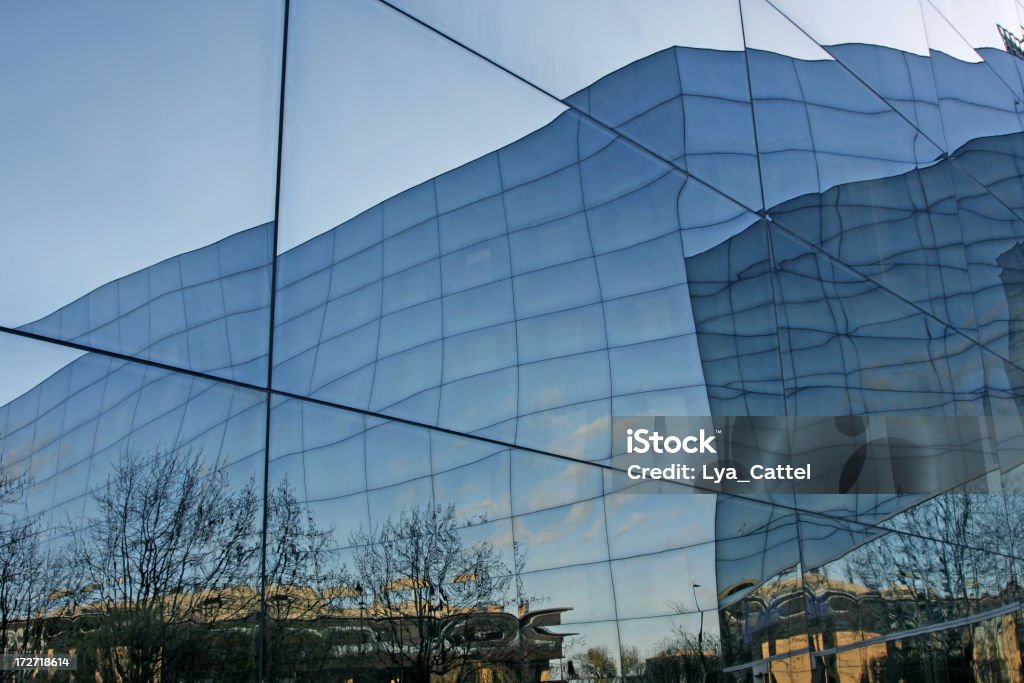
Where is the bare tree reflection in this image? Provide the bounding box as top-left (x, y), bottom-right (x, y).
top-left (806, 491), bottom-right (1024, 682)
top-left (60, 448), bottom-right (262, 682)
top-left (343, 502), bottom-right (562, 683)
top-left (0, 471), bottom-right (64, 673)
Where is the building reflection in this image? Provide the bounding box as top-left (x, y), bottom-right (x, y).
top-left (2, 25), bottom-right (1024, 682)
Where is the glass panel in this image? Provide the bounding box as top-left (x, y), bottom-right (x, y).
top-left (741, 0), bottom-right (945, 210)
top-left (769, 226), bottom-right (985, 416)
top-left (620, 614), bottom-right (723, 681)
top-left (612, 545), bottom-right (718, 620)
top-left (4, 2), bottom-right (282, 385)
top-left (719, 562), bottom-right (810, 671)
top-left (265, 400), bottom-right (539, 681)
top-left (812, 607), bottom-right (1023, 682)
top-left (768, 155), bottom-right (978, 338)
top-left (390, 1), bottom-right (765, 213)
top-left (277, 0), bottom-right (563, 253)
top-left (510, 450), bottom-right (604, 516)
top-left (517, 563), bottom-right (617, 624)
top-left (515, 399), bottom-right (612, 463)
top-left (926, 0), bottom-right (1021, 52)
top-left (800, 504), bottom-right (1020, 648)
top-left (686, 220), bottom-right (785, 415)
top-left (604, 492), bottom-right (715, 559)
top-left (389, 1), bottom-right (746, 98)
top-left (0, 330), bottom-right (267, 679)
top-left (949, 140), bottom-right (1024, 355)
top-left (513, 497), bottom-right (609, 573)
top-left (768, 0), bottom-right (1022, 166)
top-left (432, 448), bottom-right (512, 524)
top-left (767, 0), bottom-right (945, 145)
top-left (560, 621), bottom-right (623, 682)
top-left (264, 399), bottom-right (629, 682)
top-left (921, 2), bottom-right (1024, 150)
top-left (716, 495), bottom-right (802, 611)
top-left (274, 114), bottom-right (721, 457)
top-left (273, 4), bottom-right (771, 459)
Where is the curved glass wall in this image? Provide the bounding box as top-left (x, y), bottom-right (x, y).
top-left (2, 1), bottom-right (1024, 681)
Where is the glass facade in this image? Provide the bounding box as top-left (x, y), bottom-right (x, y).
top-left (2, 1), bottom-right (1024, 681)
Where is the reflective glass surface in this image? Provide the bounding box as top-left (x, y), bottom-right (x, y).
top-left (4, 2), bottom-right (1024, 680)
top-left (1, 1), bottom-right (283, 385)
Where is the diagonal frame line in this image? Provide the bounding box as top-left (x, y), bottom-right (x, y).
top-left (764, 208), bottom-right (1024, 389)
top-left (922, 0), bottom-right (1024, 101)
top-left (8, 321), bottom-right (1019, 562)
top-left (760, 0), bottom-right (1024, 235)
top-left (371, 0), bottom-right (763, 218)
top-left (0, 325), bottom-right (618, 476)
top-left (747, 0), bottom-right (1024, 365)
top-left (3, 2), bottom-right (1024, 585)
top-left (375, 0), bottom-right (1024, 365)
